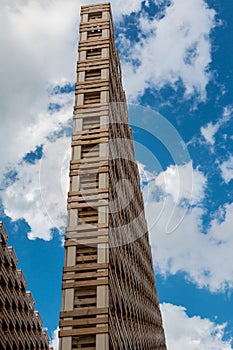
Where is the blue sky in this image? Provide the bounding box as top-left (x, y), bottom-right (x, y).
top-left (0, 0), bottom-right (233, 349)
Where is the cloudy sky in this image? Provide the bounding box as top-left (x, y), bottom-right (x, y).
top-left (1, 0), bottom-right (233, 349)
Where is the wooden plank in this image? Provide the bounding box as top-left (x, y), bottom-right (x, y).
top-left (70, 168), bottom-right (108, 176)
top-left (70, 162), bottom-right (108, 170)
top-left (66, 223), bottom-right (107, 231)
top-left (78, 217), bottom-right (98, 223)
top-left (71, 138), bottom-right (108, 146)
top-left (63, 270), bottom-right (108, 280)
top-left (59, 326), bottom-right (108, 337)
top-left (74, 109), bottom-right (109, 118)
top-left (68, 188), bottom-right (108, 195)
top-left (64, 237), bottom-right (108, 247)
top-left (68, 200), bottom-right (108, 209)
top-left (77, 86), bottom-right (109, 94)
top-left (73, 128), bottom-right (108, 136)
top-left (81, 3), bottom-right (110, 10)
top-left (72, 132), bottom-right (109, 141)
top-left (74, 102), bottom-right (109, 111)
top-left (75, 289), bottom-right (97, 296)
top-left (66, 231), bottom-right (108, 239)
top-left (60, 317), bottom-right (108, 327)
top-left (80, 22), bottom-right (110, 30)
top-left (68, 193), bottom-right (108, 202)
top-left (76, 80), bottom-right (109, 88)
top-left (62, 278), bottom-right (108, 289)
top-left (60, 306), bottom-right (107, 318)
top-left (78, 40), bottom-right (110, 48)
top-left (78, 64), bottom-right (109, 71)
top-left (76, 255), bottom-right (98, 262)
top-left (63, 263), bottom-right (108, 272)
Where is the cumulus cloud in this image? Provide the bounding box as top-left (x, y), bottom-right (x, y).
top-left (1, 135), bottom-right (70, 240)
top-left (120, 0), bottom-right (216, 101)
top-left (200, 105), bottom-right (232, 148)
top-left (50, 327), bottom-right (59, 350)
top-left (155, 161), bottom-right (207, 205)
top-left (161, 303), bottom-right (233, 349)
top-left (201, 122), bottom-right (220, 146)
top-left (150, 201), bottom-right (233, 291)
top-left (140, 163), bottom-right (233, 291)
top-left (140, 162), bottom-right (206, 235)
top-left (0, 0), bottom-right (78, 184)
top-left (220, 155), bottom-right (233, 184)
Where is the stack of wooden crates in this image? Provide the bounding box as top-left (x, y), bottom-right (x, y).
top-left (0, 222), bottom-right (51, 350)
top-left (59, 3), bottom-right (167, 350)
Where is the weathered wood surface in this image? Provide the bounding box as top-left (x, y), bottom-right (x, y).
top-left (59, 3), bottom-right (167, 350)
top-left (0, 222), bottom-right (51, 350)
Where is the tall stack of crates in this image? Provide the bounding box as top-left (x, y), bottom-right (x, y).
top-left (59, 3), bottom-right (167, 350)
top-left (0, 222), bottom-right (52, 350)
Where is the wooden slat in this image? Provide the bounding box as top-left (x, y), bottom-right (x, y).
top-left (60, 307), bottom-right (108, 318)
top-left (60, 317), bottom-right (108, 327)
top-left (70, 162), bottom-right (108, 171)
top-left (70, 168), bottom-right (108, 176)
top-left (76, 255), bottom-right (97, 263)
top-left (59, 326), bottom-right (108, 337)
top-left (68, 188), bottom-right (108, 195)
top-left (66, 230), bottom-right (108, 239)
top-left (62, 278), bottom-right (108, 289)
top-left (63, 263), bottom-right (108, 272)
top-left (72, 138), bottom-right (108, 146)
top-left (68, 193), bottom-right (108, 202)
top-left (66, 223), bottom-right (107, 232)
top-left (72, 132), bottom-right (108, 141)
top-left (68, 200), bottom-right (108, 209)
top-left (73, 127), bottom-right (108, 136)
top-left (63, 270), bottom-right (108, 280)
top-left (64, 237), bottom-right (108, 247)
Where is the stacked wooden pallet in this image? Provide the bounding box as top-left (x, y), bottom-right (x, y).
top-left (59, 4), bottom-right (111, 350)
top-left (59, 3), bottom-right (167, 350)
top-left (0, 222), bottom-right (51, 350)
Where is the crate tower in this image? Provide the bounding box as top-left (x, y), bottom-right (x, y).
top-left (0, 222), bottom-right (52, 350)
top-left (59, 3), bottom-right (167, 350)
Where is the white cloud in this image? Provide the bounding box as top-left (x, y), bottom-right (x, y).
top-left (111, 0), bottom-right (143, 18)
top-left (220, 155), bottom-right (233, 184)
top-left (50, 327), bottom-right (59, 350)
top-left (1, 135), bottom-right (70, 240)
top-left (121, 0), bottom-right (216, 101)
top-left (200, 105), bottom-right (232, 148)
top-left (223, 105), bottom-right (233, 119)
top-left (140, 164), bottom-right (233, 292)
top-left (161, 303), bottom-right (233, 350)
top-left (0, 0), bottom-right (78, 184)
top-left (201, 122), bottom-right (220, 146)
top-left (155, 162), bottom-right (207, 205)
